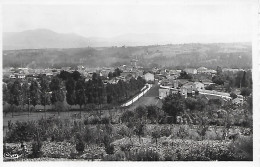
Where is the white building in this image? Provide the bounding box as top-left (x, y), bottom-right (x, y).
top-left (143, 72), bottom-right (154, 82)
top-left (184, 68), bottom-right (197, 74)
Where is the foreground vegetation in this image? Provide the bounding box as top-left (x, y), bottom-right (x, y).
top-left (4, 93), bottom-right (253, 161)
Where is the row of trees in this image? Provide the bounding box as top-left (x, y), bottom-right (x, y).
top-left (3, 71), bottom-right (146, 114)
top-left (212, 67), bottom-right (252, 89)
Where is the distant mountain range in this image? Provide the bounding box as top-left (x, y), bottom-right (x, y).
top-left (3, 28), bottom-right (251, 50)
top-left (3, 29), bottom-right (174, 50)
top-left (3, 29), bottom-right (92, 50)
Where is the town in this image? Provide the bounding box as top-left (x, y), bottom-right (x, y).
top-left (3, 49), bottom-right (253, 161)
top-left (2, 1), bottom-right (254, 162)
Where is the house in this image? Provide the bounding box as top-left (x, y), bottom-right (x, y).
top-left (232, 95), bottom-right (244, 105)
top-left (9, 74), bottom-right (16, 79)
top-left (193, 82), bottom-right (205, 90)
top-left (159, 85), bottom-right (179, 99)
top-left (197, 67), bottom-right (208, 73)
top-left (159, 86), bottom-right (171, 99)
top-left (14, 73), bottom-right (26, 79)
top-left (184, 68), bottom-right (197, 74)
top-left (143, 72), bottom-right (154, 82)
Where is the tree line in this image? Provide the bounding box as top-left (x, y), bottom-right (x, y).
top-left (3, 70), bottom-right (146, 115)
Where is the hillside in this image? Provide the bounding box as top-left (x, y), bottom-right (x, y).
top-left (3, 43), bottom-right (252, 69)
top-left (3, 29), bottom-right (91, 50)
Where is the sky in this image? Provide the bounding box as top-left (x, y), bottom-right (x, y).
top-left (2, 0), bottom-right (256, 43)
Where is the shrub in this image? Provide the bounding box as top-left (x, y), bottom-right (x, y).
top-left (146, 105), bottom-right (159, 123)
top-left (128, 148), bottom-right (161, 161)
top-left (230, 135), bottom-right (253, 160)
top-left (197, 126), bottom-right (208, 140)
top-left (240, 88), bottom-right (252, 97)
top-left (89, 116), bottom-right (101, 124)
top-left (102, 152), bottom-right (125, 161)
top-left (105, 144), bottom-right (115, 155)
top-left (121, 110), bottom-right (135, 123)
top-left (82, 126), bottom-right (92, 144)
top-left (151, 128), bottom-right (161, 145)
top-left (135, 106), bottom-right (147, 121)
top-left (76, 141), bottom-right (85, 153)
top-left (101, 116), bottom-right (110, 124)
top-left (83, 118), bottom-right (88, 125)
top-left (177, 126), bottom-right (189, 139)
top-left (118, 125), bottom-right (130, 137)
top-left (5, 121), bottom-right (37, 143)
top-left (134, 122), bottom-right (145, 143)
top-left (75, 133), bottom-right (85, 153)
top-left (120, 142), bottom-right (133, 152)
top-left (160, 127), bottom-right (171, 137)
top-left (30, 140), bottom-right (43, 158)
top-left (103, 134), bottom-right (114, 155)
top-left (230, 92), bottom-right (238, 99)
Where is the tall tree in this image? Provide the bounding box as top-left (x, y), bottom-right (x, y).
top-left (40, 77), bottom-right (51, 115)
top-left (8, 80), bottom-right (22, 117)
top-left (216, 66), bottom-right (222, 75)
top-left (75, 79), bottom-right (86, 115)
top-left (241, 71), bottom-right (247, 87)
top-left (21, 80), bottom-right (30, 112)
top-left (3, 83), bottom-right (10, 116)
top-left (65, 77), bottom-right (76, 106)
top-left (72, 71), bottom-right (82, 81)
top-left (162, 93), bottom-right (184, 124)
top-left (30, 80), bottom-right (41, 109)
top-left (50, 77), bottom-right (65, 113)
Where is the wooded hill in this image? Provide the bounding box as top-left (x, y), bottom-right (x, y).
top-left (3, 43), bottom-right (251, 69)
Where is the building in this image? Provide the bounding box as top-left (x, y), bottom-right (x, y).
top-left (9, 74), bottom-right (16, 79)
top-left (143, 72), bottom-right (154, 82)
top-left (159, 85), bottom-right (179, 99)
top-left (197, 67), bottom-right (207, 73)
top-left (232, 95), bottom-right (244, 105)
top-left (184, 68), bottom-right (197, 74)
top-left (16, 73), bottom-right (26, 79)
top-left (193, 82), bottom-right (205, 90)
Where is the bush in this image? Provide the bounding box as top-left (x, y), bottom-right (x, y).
top-left (128, 148), bottom-right (161, 161)
top-left (101, 116), bottom-right (110, 124)
top-left (146, 105), bottom-right (159, 123)
top-left (88, 116), bottom-right (101, 124)
top-left (102, 152), bottom-right (125, 161)
top-left (160, 127), bottom-right (171, 137)
top-left (105, 144), bottom-right (115, 155)
top-left (76, 141), bottom-right (85, 153)
top-left (120, 142), bottom-right (133, 152)
top-left (240, 88), bottom-right (252, 97)
top-left (177, 126), bottom-right (189, 139)
top-left (135, 106), bottom-right (147, 121)
top-left (230, 92), bottom-right (238, 99)
top-left (82, 126), bottom-right (92, 144)
top-left (83, 118), bottom-right (88, 125)
top-left (151, 128), bottom-right (161, 145)
top-left (6, 121), bottom-right (37, 143)
top-left (121, 110), bottom-right (135, 123)
top-left (30, 140), bottom-right (43, 158)
top-left (103, 134), bottom-right (114, 155)
top-left (75, 133), bottom-right (85, 153)
top-left (118, 125), bottom-right (130, 137)
top-left (230, 135), bottom-right (253, 160)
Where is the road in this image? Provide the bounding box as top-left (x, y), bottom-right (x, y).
top-left (126, 84), bottom-right (162, 110)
